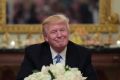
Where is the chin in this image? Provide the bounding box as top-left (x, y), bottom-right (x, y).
top-left (57, 43), bottom-right (67, 48)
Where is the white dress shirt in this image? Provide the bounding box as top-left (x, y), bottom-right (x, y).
top-left (50, 46), bottom-right (67, 65)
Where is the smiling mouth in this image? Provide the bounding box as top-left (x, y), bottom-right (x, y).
top-left (56, 39), bottom-right (65, 42)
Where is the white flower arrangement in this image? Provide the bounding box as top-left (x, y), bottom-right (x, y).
top-left (24, 63), bottom-right (87, 80)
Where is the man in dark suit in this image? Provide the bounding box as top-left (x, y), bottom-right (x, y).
top-left (17, 14), bottom-right (97, 80)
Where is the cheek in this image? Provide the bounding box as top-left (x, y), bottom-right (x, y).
top-left (63, 32), bottom-right (69, 37)
top-left (48, 34), bottom-right (56, 40)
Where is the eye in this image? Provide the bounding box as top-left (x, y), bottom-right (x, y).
top-left (60, 29), bottom-right (65, 32)
top-left (50, 30), bottom-right (57, 34)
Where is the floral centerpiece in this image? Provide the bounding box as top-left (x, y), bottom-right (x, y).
top-left (24, 63), bottom-right (87, 80)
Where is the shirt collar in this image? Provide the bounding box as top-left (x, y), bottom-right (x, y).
top-left (50, 46), bottom-right (67, 60)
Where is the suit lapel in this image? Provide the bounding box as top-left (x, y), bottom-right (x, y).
top-left (41, 42), bottom-right (53, 66)
top-left (66, 41), bottom-right (79, 67)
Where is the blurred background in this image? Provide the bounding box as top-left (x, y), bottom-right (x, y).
top-left (6, 0), bottom-right (99, 24)
top-left (0, 0), bottom-right (120, 80)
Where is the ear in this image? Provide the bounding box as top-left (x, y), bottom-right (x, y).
top-left (43, 34), bottom-right (48, 42)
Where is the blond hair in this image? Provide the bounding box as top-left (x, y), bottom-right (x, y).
top-left (42, 14), bottom-right (69, 34)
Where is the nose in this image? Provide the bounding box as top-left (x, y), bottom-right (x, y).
top-left (57, 31), bottom-right (62, 37)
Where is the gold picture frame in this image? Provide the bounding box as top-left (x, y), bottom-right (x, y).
top-left (0, 0), bottom-right (118, 33)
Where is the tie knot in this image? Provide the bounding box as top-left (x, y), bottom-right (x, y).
top-left (55, 54), bottom-right (62, 59)
top-left (54, 55), bottom-right (62, 63)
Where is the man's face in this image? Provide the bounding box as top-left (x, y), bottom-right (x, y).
top-left (44, 22), bottom-right (69, 52)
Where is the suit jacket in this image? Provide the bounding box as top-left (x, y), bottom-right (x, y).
top-left (16, 41), bottom-right (97, 80)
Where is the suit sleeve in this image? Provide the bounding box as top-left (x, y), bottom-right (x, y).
top-left (83, 51), bottom-right (98, 80)
top-left (16, 47), bottom-right (35, 80)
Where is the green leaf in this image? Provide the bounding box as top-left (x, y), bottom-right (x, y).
top-left (48, 70), bottom-right (55, 80)
top-left (65, 65), bottom-right (70, 71)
